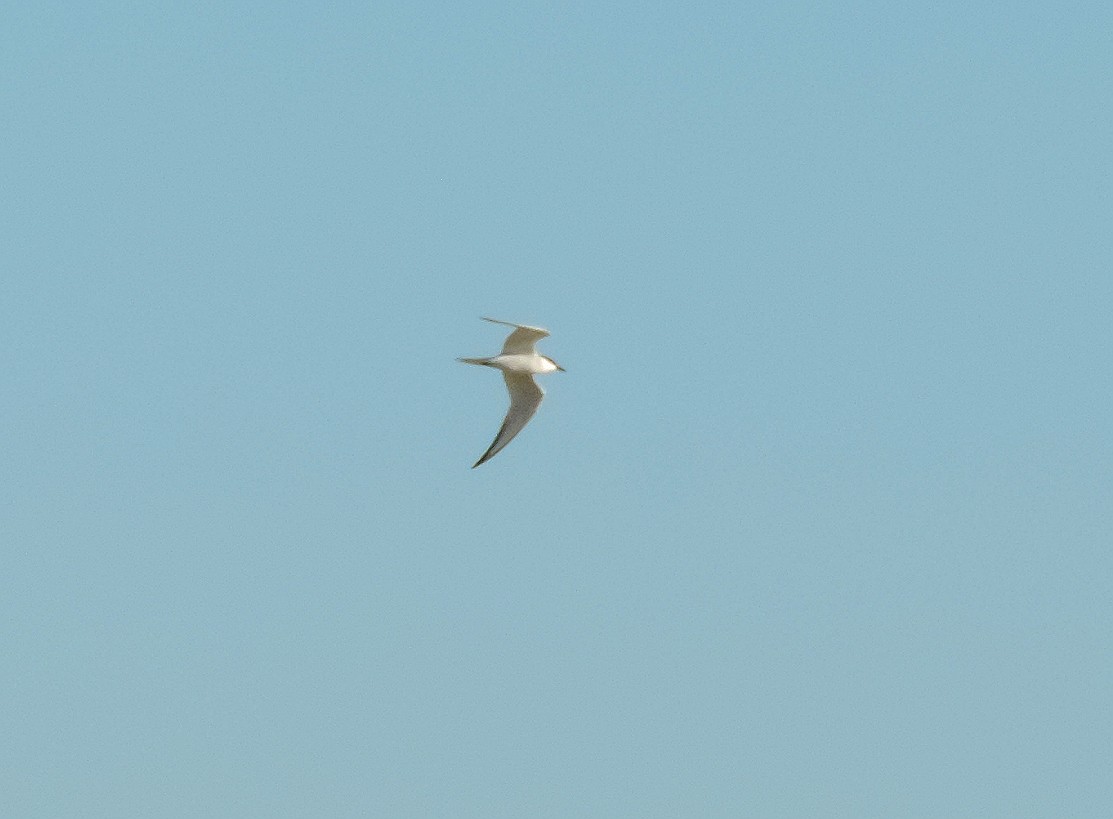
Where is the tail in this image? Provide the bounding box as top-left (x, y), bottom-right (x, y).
top-left (457, 357), bottom-right (492, 366)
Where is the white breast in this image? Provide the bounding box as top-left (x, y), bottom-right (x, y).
top-left (490, 354), bottom-right (556, 375)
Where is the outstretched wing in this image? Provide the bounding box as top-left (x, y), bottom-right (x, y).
top-left (472, 372), bottom-right (545, 468)
top-left (481, 317), bottom-right (551, 355)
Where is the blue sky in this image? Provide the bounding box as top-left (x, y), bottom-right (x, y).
top-left (3, 1), bottom-right (1111, 816)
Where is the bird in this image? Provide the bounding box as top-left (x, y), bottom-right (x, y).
top-left (458, 317), bottom-right (565, 468)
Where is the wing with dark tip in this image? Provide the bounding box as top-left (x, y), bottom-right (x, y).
top-left (472, 372), bottom-right (545, 467)
top-left (481, 317), bottom-right (551, 355)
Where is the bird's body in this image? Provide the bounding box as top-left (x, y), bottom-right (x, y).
top-left (458, 317), bottom-right (565, 468)
top-left (458, 353), bottom-right (562, 375)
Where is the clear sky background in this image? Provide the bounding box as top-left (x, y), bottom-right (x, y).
top-left (3, 1), bottom-right (1111, 816)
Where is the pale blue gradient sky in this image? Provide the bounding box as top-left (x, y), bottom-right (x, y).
top-left (3, 2), bottom-right (1112, 816)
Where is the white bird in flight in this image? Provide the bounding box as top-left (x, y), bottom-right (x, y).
top-left (458, 317), bottom-right (565, 468)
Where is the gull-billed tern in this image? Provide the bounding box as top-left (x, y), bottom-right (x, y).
top-left (458, 317), bottom-right (565, 468)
